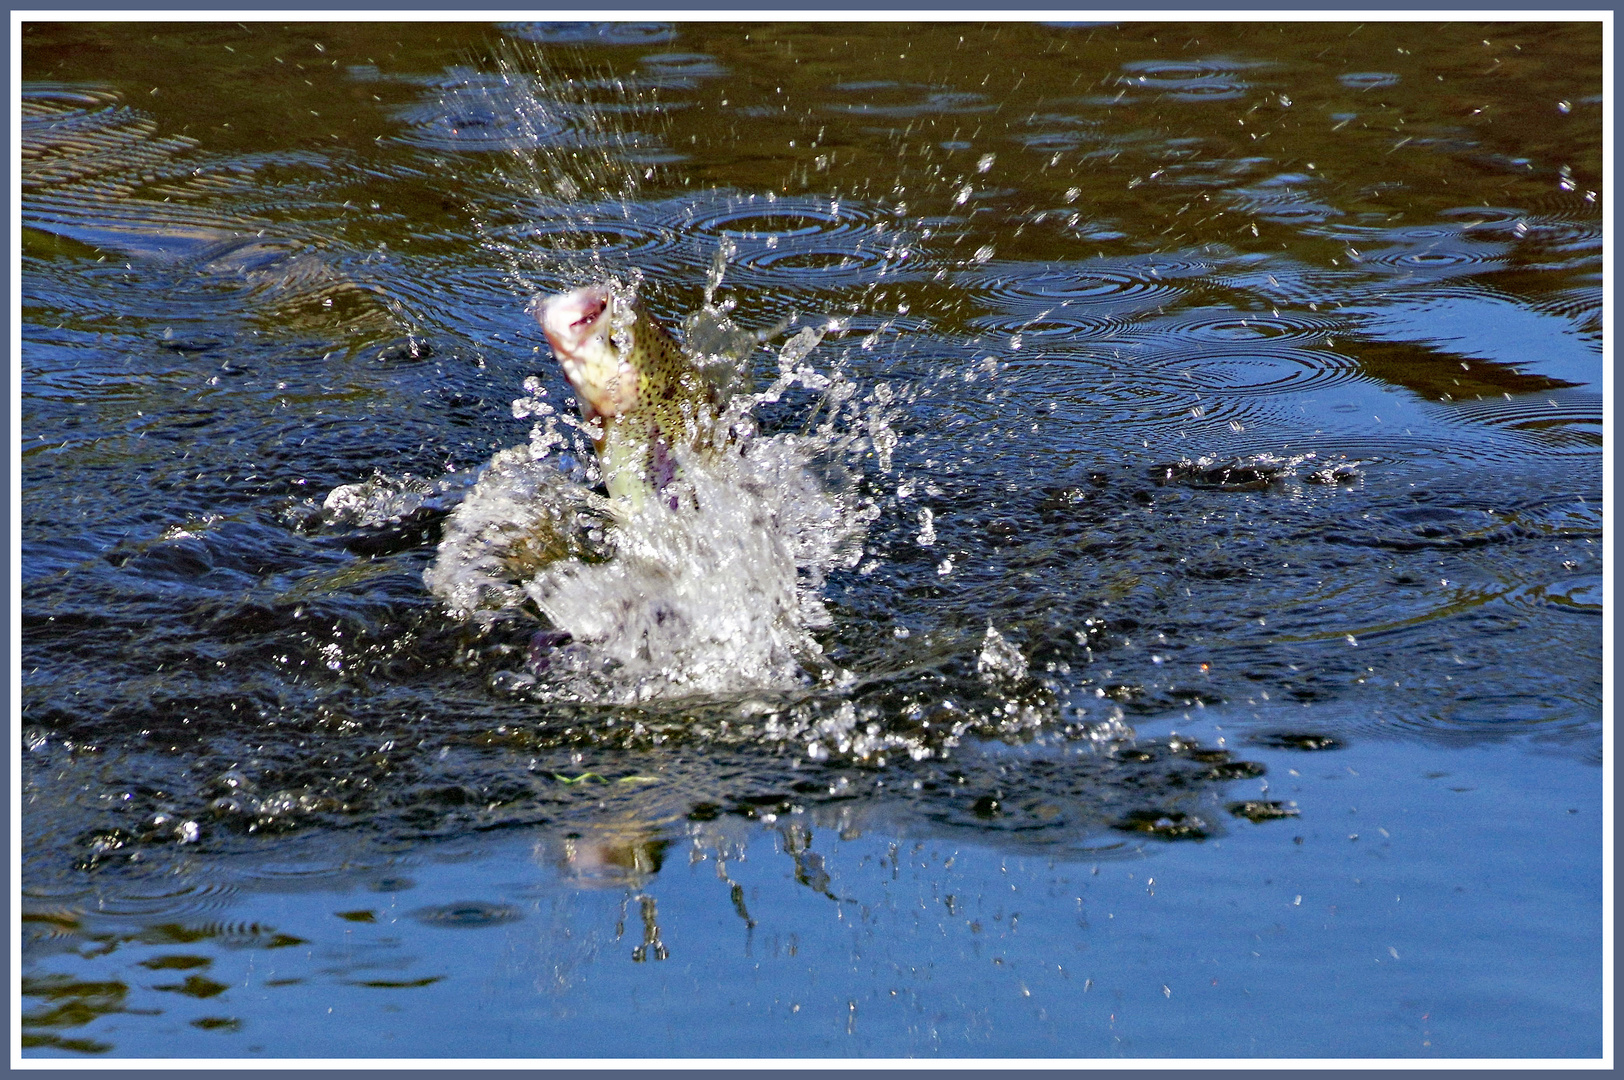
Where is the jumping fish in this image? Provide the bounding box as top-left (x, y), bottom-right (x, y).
top-left (535, 282), bottom-right (727, 508)
top-left (425, 282), bottom-right (780, 621)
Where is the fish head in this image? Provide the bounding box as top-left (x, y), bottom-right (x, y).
top-left (535, 284), bottom-right (641, 421)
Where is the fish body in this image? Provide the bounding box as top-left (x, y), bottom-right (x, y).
top-left (536, 283), bottom-right (720, 507)
top-left (427, 284), bottom-right (766, 618)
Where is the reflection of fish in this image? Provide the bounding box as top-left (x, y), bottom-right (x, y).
top-left (535, 283), bottom-right (723, 507)
top-left (554, 826), bottom-right (669, 887)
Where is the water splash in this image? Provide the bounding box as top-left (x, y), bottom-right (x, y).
top-left (425, 309), bottom-right (895, 702)
top-left (977, 623), bottom-right (1030, 683)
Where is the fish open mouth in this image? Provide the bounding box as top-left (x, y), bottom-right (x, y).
top-left (535, 284), bottom-right (641, 422)
top-left (537, 286), bottom-right (612, 356)
top-left (570, 292), bottom-right (607, 331)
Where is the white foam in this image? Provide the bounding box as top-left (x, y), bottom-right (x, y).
top-left (422, 443), bottom-right (608, 622)
top-left (424, 325), bottom-right (895, 702)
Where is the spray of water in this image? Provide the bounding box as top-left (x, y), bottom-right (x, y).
top-left (328, 42), bottom-right (1070, 737)
top-left (461, 40), bottom-right (679, 295)
top-left (426, 296), bottom-right (894, 702)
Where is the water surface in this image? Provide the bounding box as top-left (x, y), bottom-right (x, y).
top-left (19, 19), bottom-right (1604, 1060)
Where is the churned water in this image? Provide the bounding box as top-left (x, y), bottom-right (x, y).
top-left (19, 20), bottom-right (1604, 1059)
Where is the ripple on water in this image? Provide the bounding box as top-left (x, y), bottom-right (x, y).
top-left (486, 211), bottom-right (682, 273)
top-left (1309, 222), bottom-right (1509, 279)
top-left (1147, 305), bottom-right (1344, 345)
top-left (1353, 241), bottom-right (1507, 276)
top-left (671, 194), bottom-right (902, 286)
top-left (1319, 489), bottom-right (1600, 558)
top-left (232, 859), bottom-right (381, 891)
top-left (1531, 286), bottom-right (1602, 335)
top-left (1017, 113), bottom-right (1101, 152)
top-left (21, 85), bottom-right (250, 261)
top-left (22, 902), bottom-right (91, 946)
top-left (964, 256), bottom-right (1207, 325)
top-left (1162, 345), bottom-right (1363, 398)
top-left (21, 83), bottom-right (401, 350)
top-left (123, 919), bottom-right (307, 950)
top-left (1224, 173), bottom-right (1343, 226)
top-left (389, 71), bottom-right (575, 154)
top-left (1448, 391), bottom-right (1602, 454)
top-left (1084, 310), bottom-right (1366, 444)
top-left (410, 901), bottom-right (524, 929)
top-left (1011, 313), bottom-right (1364, 445)
top-left (1432, 201), bottom-right (1600, 272)
top-left (1211, 262), bottom-right (1353, 311)
top-left (498, 22), bottom-right (677, 46)
top-left (632, 52), bottom-right (729, 90)
top-left (974, 290), bottom-right (1344, 349)
top-left (1004, 353), bottom-right (1286, 444)
top-left (1116, 57), bottom-right (1264, 101)
top-left (824, 81), bottom-right (995, 118)
top-left (1338, 71), bottom-right (1401, 90)
top-left (1424, 691), bottom-right (1594, 737)
top-left (1502, 576), bottom-right (1603, 621)
top-left (21, 84), bottom-right (199, 193)
top-left (970, 310), bottom-right (1144, 341)
top-left (1502, 223), bottom-right (1600, 274)
top-left (681, 194), bottom-right (871, 237)
top-left (76, 880), bottom-right (242, 922)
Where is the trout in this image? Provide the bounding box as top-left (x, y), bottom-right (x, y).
top-left (428, 286), bottom-right (756, 617)
top-left (535, 282), bottom-right (724, 508)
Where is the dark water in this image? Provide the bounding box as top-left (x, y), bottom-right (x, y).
top-left (20, 20), bottom-right (1603, 1059)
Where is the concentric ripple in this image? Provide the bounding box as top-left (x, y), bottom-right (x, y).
top-left (411, 901), bottom-right (524, 928)
top-left (389, 72), bottom-right (575, 153)
top-left (1309, 222), bottom-right (1509, 279)
top-left (488, 212), bottom-right (680, 262)
top-left (670, 194), bottom-right (901, 286)
top-left (67, 880), bottom-right (242, 922)
top-left (1147, 305), bottom-right (1344, 345)
top-left (1353, 242), bottom-right (1506, 274)
top-left (1449, 392), bottom-right (1603, 454)
top-left (966, 256), bottom-right (1210, 322)
top-left (1225, 174), bottom-right (1343, 226)
top-left (633, 52), bottom-right (728, 89)
top-left (1437, 204), bottom-right (1602, 269)
top-left (1117, 58), bottom-right (1262, 101)
top-left (1165, 346), bottom-right (1363, 397)
top-left (678, 193), bottom-right (875, 238)
top-left (1040, 338), bottom-right (1365, 445)
top-left (1513, 219), bottom-right (1603, 272)
top-left (969, 309), bottom-right (1144, 341)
